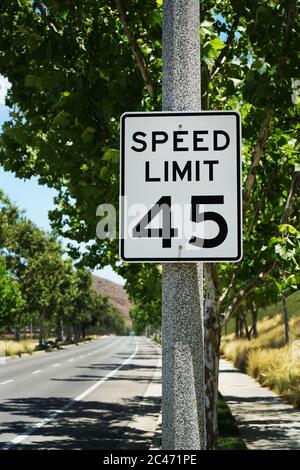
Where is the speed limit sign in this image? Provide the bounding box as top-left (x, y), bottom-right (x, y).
top-left (120, 111), bottom-right (242, 262)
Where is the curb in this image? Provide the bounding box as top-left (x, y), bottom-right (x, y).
top-left (0, 335), bottom-right (110, 364)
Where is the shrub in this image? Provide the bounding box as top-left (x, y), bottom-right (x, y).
top-left (1, 339), bottom-right (37, 357)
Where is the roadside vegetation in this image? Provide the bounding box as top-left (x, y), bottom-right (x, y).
top-left (217, 395), bottom-right (247, 450)
top-left (0, 191), bottom-right (127, 355)
top-left (0, 339), bottom-right (37, 357)
top-left (221, 290), bottom-right (300, 407)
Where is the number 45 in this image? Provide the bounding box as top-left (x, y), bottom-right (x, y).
top-left (133, 195), bottom-right (228, 249)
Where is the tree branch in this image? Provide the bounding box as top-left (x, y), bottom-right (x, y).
top-left (115, 0), bottom-right (155, 98)
top-left (209, 15), bottom-right (239, 81)
top-left (242, 108), bottom-right (274, 220)
top-left (220, 176), bottom-right (275, 304)
top-left (33, 1), bottom-right (60, 35)
top-left (247, 175), bottom-right (275, 236)
top-left (223, 260), bottom-right (277, 323)
top-left (280, 170), bottom-right (300, 224)
top-left (222, 169), bottom-right (300, 322)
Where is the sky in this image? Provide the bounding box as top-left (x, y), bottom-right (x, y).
top-left (0, 76), bottom-right (125, 286)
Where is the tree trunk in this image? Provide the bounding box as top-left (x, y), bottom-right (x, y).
top-left (204, 267), bottom-right (220, 449)
top-left (243, 313), bottom-right (251, 340)
top-left (65, 323), bottom-right (73, 342)
top-left (56, 316), bottom-right (64, 342)
top-left (39, 314), bottom-right (45, 348)
top-left (281, 294), bottom-right (289, 344)
top-left (251, 302), bottom-right (258, 338)
top-left (239, 315), bottom-right (245, 338)
top-left (15, 327), bottom-right (21, 342)
top-left (74, 324), bottom-right (80, 342)
top-left (235, 313), bottom-right (240, 339)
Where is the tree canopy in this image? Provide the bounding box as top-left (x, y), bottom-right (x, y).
top-left (0, 0), bottom-right (299, 332)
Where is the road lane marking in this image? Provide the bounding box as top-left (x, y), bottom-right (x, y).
top-left (73, 342), bottom-right (138, 401)
top-left (0, 339), bottom-right (121, 385)
top-left (53, 338), bottom-right (119, 367)
top-left (2, 338), bottom-right (138, 450)
top-left (0, 379), bottom-right (13, 385)
top-left (72, 338), bottom-right (122, 362)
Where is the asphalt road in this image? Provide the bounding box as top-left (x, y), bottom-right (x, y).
top-left (0, 336), bottom-right (161, 450)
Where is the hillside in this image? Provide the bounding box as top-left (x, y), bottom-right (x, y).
top-left (225, 289), bottom-right (300, 335)
top-left (258, 289), bottom-right (300, 321)
top-left (92, 275), bottom-right (132, 328)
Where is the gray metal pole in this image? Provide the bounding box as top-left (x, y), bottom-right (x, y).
top-left (162, 0), bottom-right (206, 450)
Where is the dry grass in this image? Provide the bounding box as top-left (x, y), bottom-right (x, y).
top-left (0, 339), bottom-right (38, 357)
top-left (221, 314), bottom-right (300, 407)
top-left (84, 334), bottom-right (99, 341)
top-left (247, 347), bottom-right (300, 407)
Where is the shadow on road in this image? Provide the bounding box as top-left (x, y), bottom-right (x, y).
top-left (0, 394), bottom-right (161, 450)
top-left (0, 343), bottom-right (161, 450)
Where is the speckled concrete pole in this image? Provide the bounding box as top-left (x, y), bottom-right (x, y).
top-left (162, 0), bottom-right (206, 450)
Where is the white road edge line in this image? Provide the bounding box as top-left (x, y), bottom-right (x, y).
top-left (63, 338), bottom-right (121, 366)
top-left (32, 370), bottom-right (41, 375)
top-left (2, 339), bottom-right (138, 450)
top-left (0, 379), bottom-right (14, 385)
top-left (70, 338), bottom-right (122, 363)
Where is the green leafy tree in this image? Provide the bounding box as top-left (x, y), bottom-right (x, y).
top-left (20, 246), bottom-right (68, 346)
top-left (0, 257), bottom-right (24, 331)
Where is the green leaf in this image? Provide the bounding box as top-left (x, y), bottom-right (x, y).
top-left (275, 243), bottom-right (287, 258)
top-left (203, 56), bottom-right (215, 68)
top-left (229, 78), bottom-right (243, 88)
top-left (81, 127), bottom-right (95, 144)
top-left (97, 69), bottom-right (110, 81)
top-left (80, 164), bottom-right (89, 173)
top-left (278, 224), bottom-right (298, 235)
top-left (102, 148), bottom-right (119, 164)
top-left (53, 111), bottom-right (70, 127)
top-left (201, 26), bottom-right (212, 37)
top-left (202, 20), bottom-right (213, 28)
top-left (208, 37), bottom-right (225, 51)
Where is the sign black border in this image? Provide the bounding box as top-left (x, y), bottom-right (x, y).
top-left (120, 111), bottom-right (242, 262)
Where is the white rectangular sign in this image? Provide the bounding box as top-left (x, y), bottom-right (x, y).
top-left (120, 111), bottom-right (242, 262)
